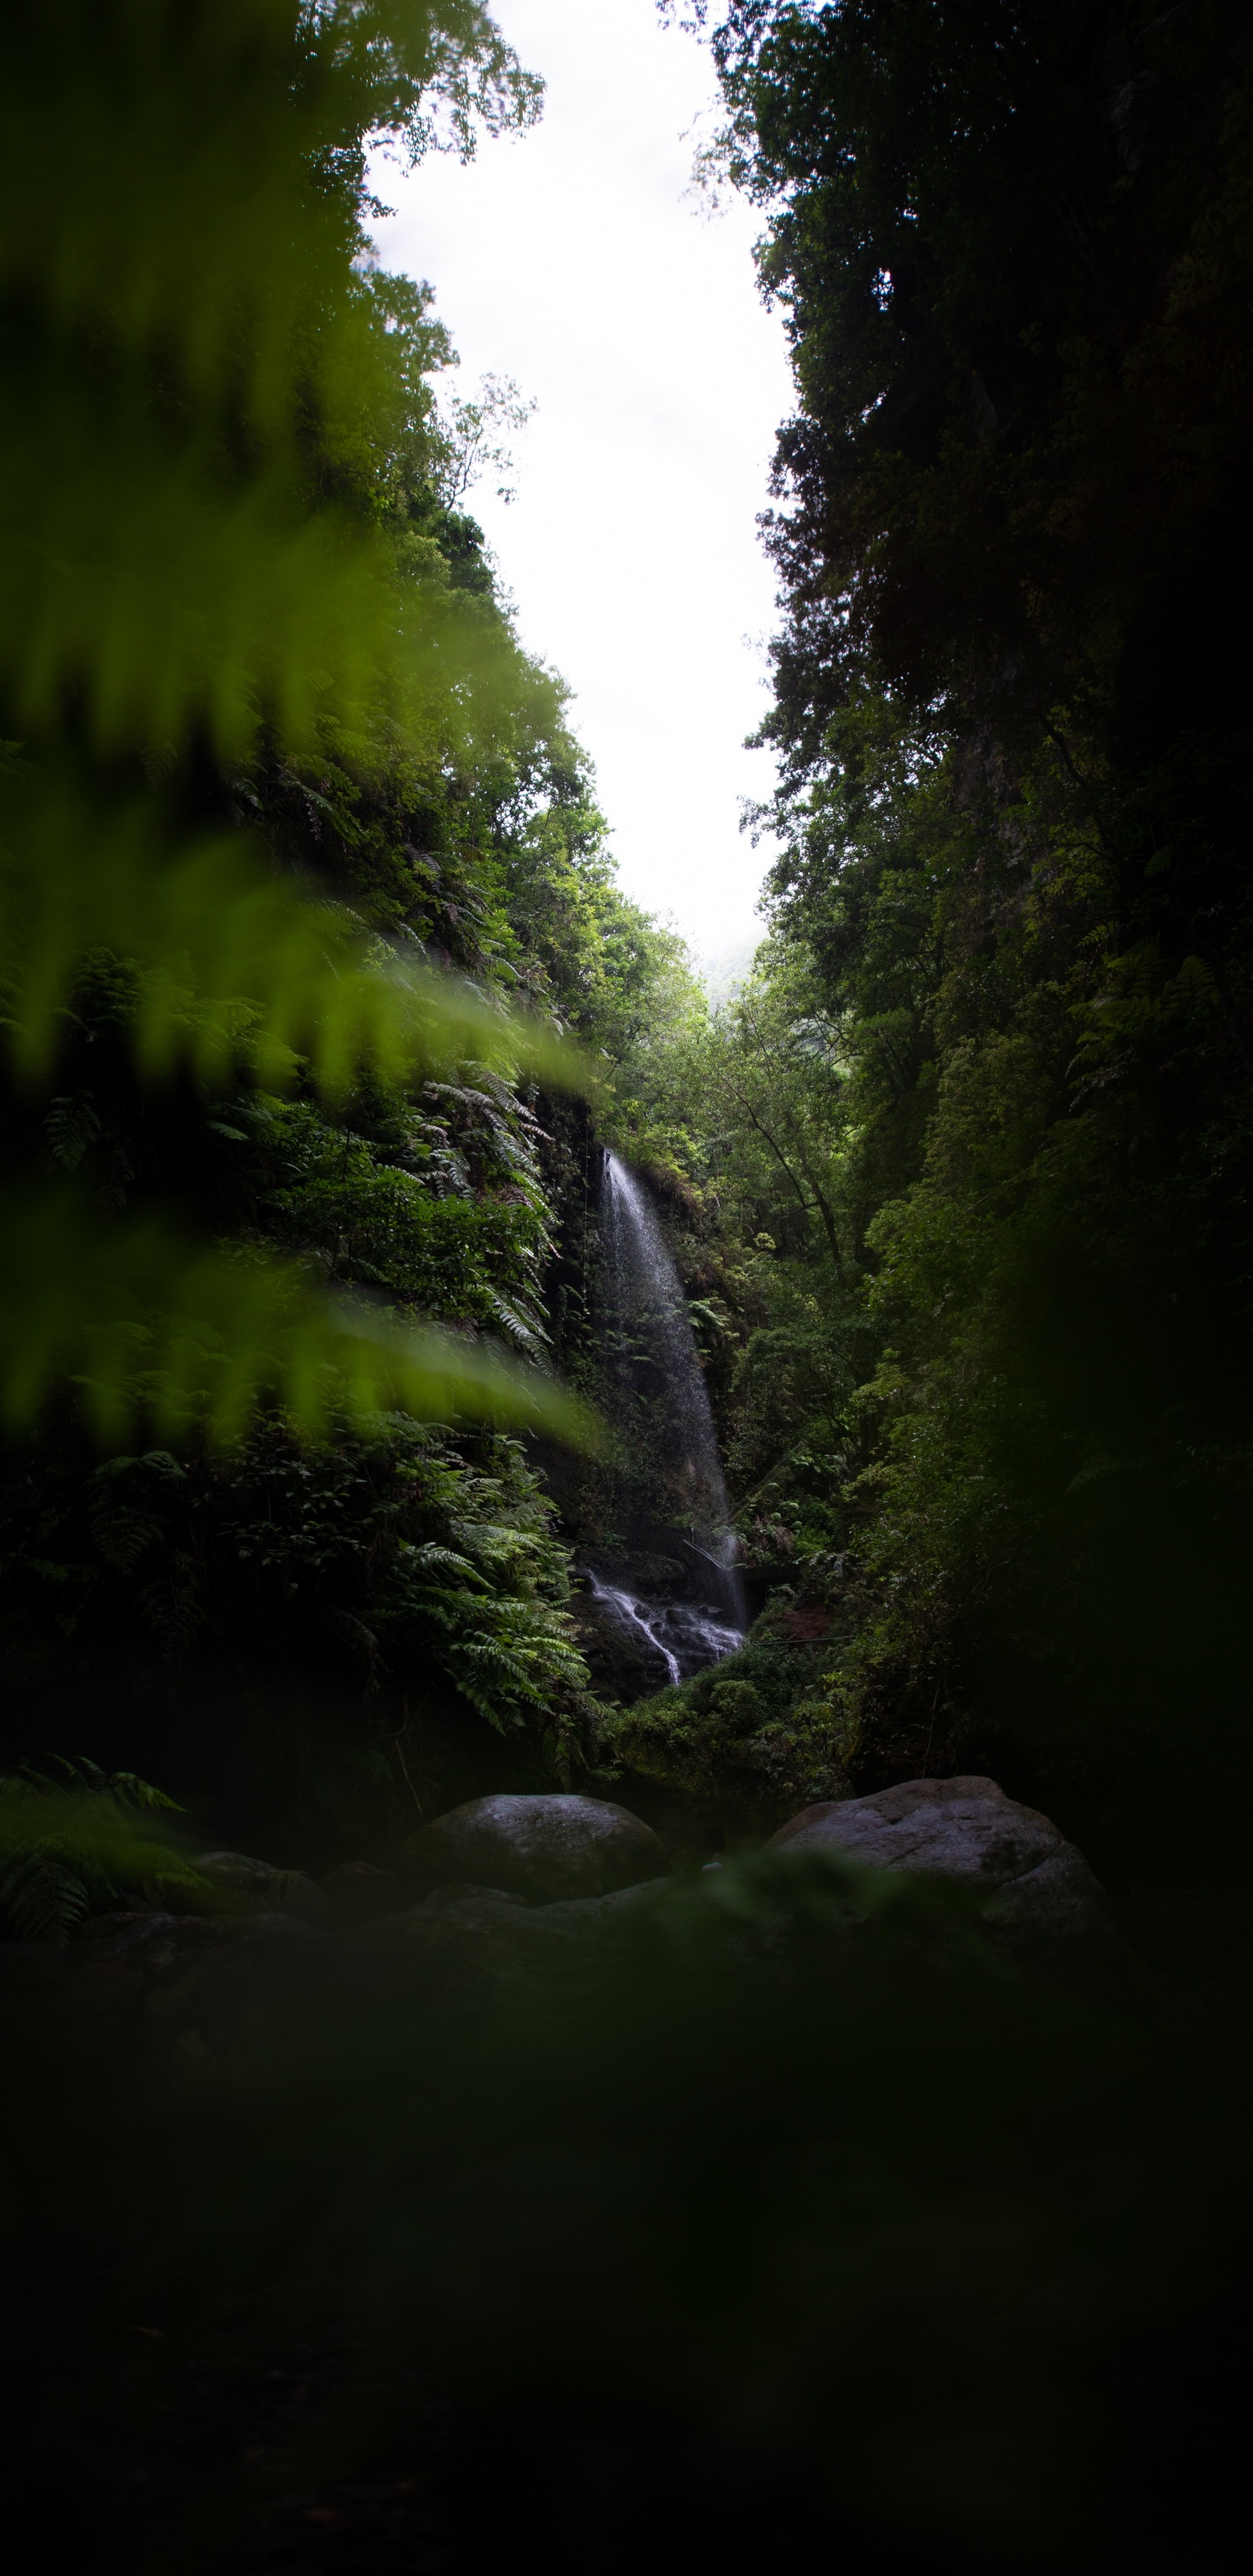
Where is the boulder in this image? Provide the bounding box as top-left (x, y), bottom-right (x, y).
top-left (371, 1884), bottom-right (572, 1982)
top-left (322, 1862), bottom-right (398, 1923)
top-left (767, 1775), bottom-right (1121, 1965)
top-left (358, 1877), bottom-right (670, 1995)
top-left (71, 1907), bottom-right (328, 2075)
top-left (401, 1794), bottom-right (667, 1906)
top-left (193, 1850), bottom-right (331, 1923)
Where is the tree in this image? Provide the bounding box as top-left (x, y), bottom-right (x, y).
top-left (665, 3), bottom-right (1253, 1803)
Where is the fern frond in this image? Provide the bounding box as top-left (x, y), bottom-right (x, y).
top-left (0, 7), bottom-right (589, 1466)
top-left (0, 391), bottom-right (547, 764)
top-left (0, 1847), bottom-right (91, 1946)
top-left (0, 4), bottom-right (540, 443)
top-left (0, 1183), bottom-right (601, 1450)
top-left (37, 1755), bottom-right (184, 1815)
top-left (0, 1772), bottom-right (211, 1942)
top-left (0, 763), bottom-right (588, 1097)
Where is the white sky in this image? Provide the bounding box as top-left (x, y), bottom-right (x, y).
top-left (370, 0), bottom-right (794, 974)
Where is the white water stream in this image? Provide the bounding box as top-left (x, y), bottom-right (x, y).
top-left (586, 1150), bottom-right (747, 1687)
top-left (584, 1567), bottom-right (744, 1691)
top-left (600, 1150), bottom-right (740, 1563)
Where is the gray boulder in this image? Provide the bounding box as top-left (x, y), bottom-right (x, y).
top-left (359, 1878), bottom-right (670, 1994)
top-left (193, 1850), bottom-right (331, 1923)
top-left (322, 1862), bottom-right (398, 1923)
top-left (767, 1775), bottom-right (1120, 1964)
top-left (401, 1794), bottom-right (667, 1906)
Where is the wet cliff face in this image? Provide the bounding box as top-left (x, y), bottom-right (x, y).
top-left (574, 1551), bottom-right (744, 1701)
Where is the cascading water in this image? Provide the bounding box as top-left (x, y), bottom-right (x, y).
top-left (600, 1152), bottom-right (733, 1537)
top-left (582, 1150), bottom-right (746, 1689)
top-left (581, 1570), bottom-right (741, 1690)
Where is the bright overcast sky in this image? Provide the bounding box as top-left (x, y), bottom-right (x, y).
top-left (371, 0), bottom-right (794, 974)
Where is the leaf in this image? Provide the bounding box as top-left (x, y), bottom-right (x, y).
top-left (0, 761), bottom-right (591, 1099)
top-left (0, 1181), bottom-right (604, 1452)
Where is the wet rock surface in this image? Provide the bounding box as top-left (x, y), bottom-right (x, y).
top-left (195, 1850), bottom-right (332, 1922)
top-left (572, 1561), bottom-right (678, 1699)
top-left (401, 1791), bottom-right (668, 1904)
top-left (573, 1549), bottom-right (744, 1698)
top-left (767, 1775), bottom-right (1121, 1962)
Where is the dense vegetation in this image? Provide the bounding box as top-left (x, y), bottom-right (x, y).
top-left (5, 7), bottom-right (1253, 2570)
top-left (626, 0), bottom-right (1253, 1860)
top-left (0, 0), bottom-right (693, 1844)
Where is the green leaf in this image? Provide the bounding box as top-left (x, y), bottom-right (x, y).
top-left (0, 1182), bottom-right (603, 1452)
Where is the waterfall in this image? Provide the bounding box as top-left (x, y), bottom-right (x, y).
top-left (600, 1150), bottom-right (735, 1546)
top-left (582, 1150), bottom-right (746, 1689)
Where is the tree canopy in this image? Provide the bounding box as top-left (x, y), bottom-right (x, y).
top-left (617, 0), bottom-right (1253, 1824)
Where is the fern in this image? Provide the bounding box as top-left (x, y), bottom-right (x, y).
top-left (0, 5), bottom-right (598, 1456)
top-left (0, 1184), bottom-right (600, 1448)
top-left (0, 1759), bottom-right (207, 1946)
top-left (0, 6), bottom-right (539, 434)
top-left (0, 6), bottom-right (541, 761)
top-left (0, 760), bottom-right (586, 1097)
top-left (0, 1848), bottom-right (94, 1946)
top-left (41, 1756), bottom-right (183, 1815)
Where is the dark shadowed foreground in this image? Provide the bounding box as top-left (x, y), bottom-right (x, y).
top-left (3, 1847), bottom-right (1250, 2575)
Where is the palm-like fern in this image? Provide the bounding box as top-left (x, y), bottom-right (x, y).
top-left (0, 3), bottom-right (585, 1449)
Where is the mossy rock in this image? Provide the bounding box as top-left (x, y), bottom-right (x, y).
top-left (602, 1627), bottom-right (854, 1828)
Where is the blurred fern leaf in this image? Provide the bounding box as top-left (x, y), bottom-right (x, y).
top-left (0, 1184), bottom-right (600, 1451)
top-left (0, 762), bottom-right (586, 1097)
top-left (0, 1761), bottom-right (209, 1945)
top-left (0, 3), bottom-right (596, 1458)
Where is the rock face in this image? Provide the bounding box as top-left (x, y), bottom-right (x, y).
top-left (402, 1794), bottom-right (667, 1906)
top-left (322, 1862), bottom-right (398, 1923)
top-left (767, 1775), bottom-right (1117, 1962)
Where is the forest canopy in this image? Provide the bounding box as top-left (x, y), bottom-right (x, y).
top-left (624, 0), bottom-right (1253, 1835)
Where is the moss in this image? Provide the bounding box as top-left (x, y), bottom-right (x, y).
top-left (602, 1602), bottom-right (860, 1830)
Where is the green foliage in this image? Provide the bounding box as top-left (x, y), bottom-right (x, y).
top-left (261, 1076), bottom-right (555, 1349)
top-left (0, 0), bottom-right (594, 1455)
top-left (613, 3), bottom-right (1253, 1812)
top-left (0, 755), bottom-right (586, 1099)
top-left (0, 1179), bottom-right (594, 1451)
top-left (0, 1756), bottom-right (204, 1942)
top-left (699, 948), bottom-right (851, 1275)
top-left (196, 1418), bottom-right (593, 1743)
top-left (0, 4), bottom-right (539, 761)
top-left (0, 1420), bottom-right (600, 1803)
top-left (604, 1589), bottom-right (855, 1821)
